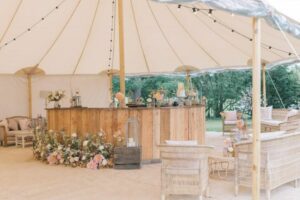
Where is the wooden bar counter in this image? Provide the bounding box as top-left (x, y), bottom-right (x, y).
top-left (47, 105), bottom-right (206, 161)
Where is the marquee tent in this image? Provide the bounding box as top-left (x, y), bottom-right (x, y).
top-left (0, 0), bottom-right (299, 75)
top-left (0, 1), bottom-right (300, 200)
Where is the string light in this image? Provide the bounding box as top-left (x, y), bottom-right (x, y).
top-left (0, 0), bottom-right (67, 50)
top-left (177, 4), bottom-right (295, 57)
top-left (177, 4), bottom-right (181, 9)
top-left (107, 0), bottom-right (116, 69)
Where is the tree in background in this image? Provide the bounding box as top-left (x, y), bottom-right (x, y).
top-left (112, 65), bottom-right (300, 118)
top-left (266, 65), bottom-right (300, 109)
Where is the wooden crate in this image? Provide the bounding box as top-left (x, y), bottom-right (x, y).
top-left (114, 146), bottom-right (141, 169)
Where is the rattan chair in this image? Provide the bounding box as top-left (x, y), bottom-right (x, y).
top-left (159, 143), bottom-right (214, 200)
top-left (261, 109), bottom-right (300, 133)
top-left (220, 111), bottom-right (243, 136)
top-left (234, 132), bottom-right (300, 200)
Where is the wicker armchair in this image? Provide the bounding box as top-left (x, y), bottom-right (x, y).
top-left (159, 143), bottom-right (214, 200)
top-left (220, 111), bottom-right (243, 135)
top-left (0, 116), bottom-right (32, 146)
top-left (261, 109), bottom-right (300, 133)
top-left (234, 132), bottom-right (300, 200)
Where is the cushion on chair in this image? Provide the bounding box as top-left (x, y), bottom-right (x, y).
top-left (18, 119), bottom-right (31, 130)
top-left (224, 120), bottom-right (237, 125)
top-left (224, 111), bottom-right (237, 121)
top-left (285, 109), bottom-right (299, 121)
top-left (7, 119), bottom-right (19, 131)
top-left (261, 119), bottom-right (283, 126)
top-left (261, 106), bottom-right (273, 120)
top-left (165, 140), bottom-right (198, 146)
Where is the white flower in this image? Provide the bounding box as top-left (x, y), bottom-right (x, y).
top-left (99, 145), bottom-right (104, 150)
top-left (58, 145), bottom-right (63, 150)
top-left (228, 147), bottom-right (234, 153)
top-left (83, 140), bottom-right (89, 147)
top-left (47, 144), bottom-right (51, 149)
top-left (74, 157), bottom-right (79, 162)
top-left (102, 159), bottom-right (108, 166)
top-left (70, 157), bottom-right (75, 163)
top-left (146, 98), bottom-right (152, 103)
top-left (82, 156), bottom-right (86, 160)
top-left (71, 133), bottom-right (77, 138)
top-left (98, 132), bottom-right (103, 137)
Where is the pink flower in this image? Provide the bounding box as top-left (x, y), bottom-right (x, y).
top-left (87, 160), bottom-right (98, 170)
top-left (93, 154), bottom-right (103, 164)
top-left (47, 154), bottom-right (58, 165)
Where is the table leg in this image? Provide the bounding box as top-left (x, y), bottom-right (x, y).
top-left (15, 136), bottom-right (18, 147)
top-left (22, 136), bottom-right (25, 148)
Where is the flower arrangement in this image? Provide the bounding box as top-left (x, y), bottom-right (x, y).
top-left (223, 137), bottom-right (234, 157)
top-left (33, 129), bottom-right (123, 169)
top-left (115, 92), bottom-right (125, 102)
top-left (48, 90), bottom-right (65, 102)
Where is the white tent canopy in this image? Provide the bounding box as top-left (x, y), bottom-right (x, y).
top-left (0, 0), bottom-right (299, 75)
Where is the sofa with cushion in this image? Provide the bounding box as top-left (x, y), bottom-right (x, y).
top-left (0, 116), bottom-right (32, 146)
top-left (261, 107), bottom-right (300, 133)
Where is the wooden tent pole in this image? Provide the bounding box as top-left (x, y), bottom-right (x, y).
top-left (252, 17), bottom-right (261, 200)
top-left (118, 0), bottom-right (126, 107)
top-left (262, 64), bottom-right (267, 107)
top-left (27, 74), bottom-right (32, 118)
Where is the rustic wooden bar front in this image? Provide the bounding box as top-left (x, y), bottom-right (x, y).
top-left (47, 106), bottom-right (206, 161)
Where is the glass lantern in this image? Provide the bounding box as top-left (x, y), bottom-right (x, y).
top-left (125, 117), bottom-right (140, 147)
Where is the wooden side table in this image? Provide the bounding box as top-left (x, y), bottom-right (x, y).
top-left (15, 131), bottom-right (34, 148)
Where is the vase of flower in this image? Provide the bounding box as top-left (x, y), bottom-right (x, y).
top-left (48, 90), bottom-right (65, 109)
top-left (54, 101), bottom-right (61, 108)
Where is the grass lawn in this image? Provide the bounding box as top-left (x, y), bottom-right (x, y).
top-left (206, 118), bottom-right (252, 132)
top-left (206, 119), bottom-right (222, 132)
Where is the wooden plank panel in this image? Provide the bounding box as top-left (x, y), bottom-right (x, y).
top-left (160, 109), bottom-right (170, 143)
top-left (140, 109), bottom-right (153, 160)
top-left (46, 106), bottom-right (206, 160)
top-left (152, 109), bottom-right (161, 159)
top-left (170, 108), bottom-right (189, 140)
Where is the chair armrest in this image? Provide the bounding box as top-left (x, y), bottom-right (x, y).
top-left (0, 125), bottom-right (7, 145)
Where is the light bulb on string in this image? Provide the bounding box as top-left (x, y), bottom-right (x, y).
top-left (177, 4), bottom-right (181, 10)
top-left (208, 9), bottom-right (213, 16)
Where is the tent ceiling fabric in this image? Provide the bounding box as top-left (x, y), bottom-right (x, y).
top-left (0, 0), bottom-right (299, 75)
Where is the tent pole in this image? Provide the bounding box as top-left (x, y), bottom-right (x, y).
top-left (262, 64), bottom-right (267, 107)
top-left (118, 0), bottom-right (126, 107)
top-left (252, 17), bottom-right (261, 200)
top-left (27, 74), bottom-right (32, 118)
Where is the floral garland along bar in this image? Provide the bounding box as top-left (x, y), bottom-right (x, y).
top-left (33, 129), bottom-right (124, 170)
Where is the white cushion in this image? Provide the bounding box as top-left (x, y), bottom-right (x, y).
top-left (165, 140), bottom-right (197, 146)
top-left (285, 109), bottom-right (298, 121)
top-left (261, 106), bottom-right (272, 120)
top-left (224, 111), bottom-right (237, 121)
top-left (224, 120), bottom-right (237, 125)
top-left (18, 119), bottom-right (31, 130)
top-left (261, 119), bottom-right (283, 126)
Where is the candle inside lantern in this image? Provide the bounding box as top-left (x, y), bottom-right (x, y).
top-left (127, 137), bottom-right (136, 147)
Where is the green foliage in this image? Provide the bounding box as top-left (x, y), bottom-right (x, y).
top-left (266, 66), bottom-right (300, 108)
